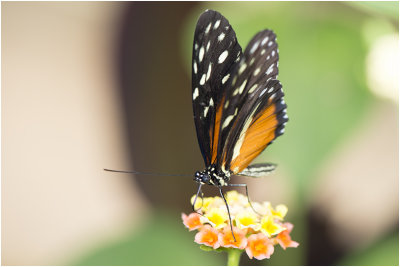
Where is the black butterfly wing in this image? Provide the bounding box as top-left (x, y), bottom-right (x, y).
top-left (192, 10), bottom-right (242, 166)
top-left (215, 30), bottom-right (288, 174)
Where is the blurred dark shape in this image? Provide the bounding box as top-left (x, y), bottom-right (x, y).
top-left (117, 2), bottom-right (209, 211)
top-left (306, 207), bottom-right (346, 265)
top-left (306, 206), bottom-right (399, 265)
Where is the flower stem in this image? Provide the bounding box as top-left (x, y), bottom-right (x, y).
top-left (227, 249), bottom-right (242, 266)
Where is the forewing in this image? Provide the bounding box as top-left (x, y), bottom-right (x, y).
top-left (192, 10), bottom-right (242, 166)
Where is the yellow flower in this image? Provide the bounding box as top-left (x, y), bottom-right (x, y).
top-left (226, 190), bottom-right (248, 206)
top-left (271, 204), bottom-right (288, 220)
top-left (190, 195), bottom-right (203, 211)
top-left (261, 201), bottom-right (274, 216)
top-left (206, 196), bottom-right (224, 212)
top-left (235, 211), bottom-right (261, 231)
top-left (190, 195), bottom-right (215, 212)
top-left (260, 215), bottom-right (286, 237)
top-left (200, 207), bottom-right (228, 229)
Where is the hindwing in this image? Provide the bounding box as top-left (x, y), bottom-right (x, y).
top-left (216, 30), bottom-right (288, 174)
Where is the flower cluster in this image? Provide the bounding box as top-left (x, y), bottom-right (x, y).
top-left (182, 191), bottom-right (299, 260)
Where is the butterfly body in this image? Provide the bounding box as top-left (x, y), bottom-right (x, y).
top-left (194, 164), bottom-right (231, 186)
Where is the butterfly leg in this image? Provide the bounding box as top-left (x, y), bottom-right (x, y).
top-left (192, 183), bottom-right (204, 215)
top-left (228, 183), bottom-right (261, 216)
top-left (219, 186), bottom-right (236, 242)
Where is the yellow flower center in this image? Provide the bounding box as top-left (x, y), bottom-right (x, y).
top-left (261, 215), bottom-right (285, 237)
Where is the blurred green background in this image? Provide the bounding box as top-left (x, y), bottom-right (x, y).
top-left (2, 1), bottom-right (398, 266)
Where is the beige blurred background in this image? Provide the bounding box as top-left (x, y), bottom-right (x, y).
top-left (2, 3), bottom-right (149, 265)
top-left (2, 2), bottom-right (398, 266)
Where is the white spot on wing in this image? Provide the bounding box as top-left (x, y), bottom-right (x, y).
top-left (253, 67), bottom-right (260, 76)
top-left (238, 63), bottom-right (247, 75)
top-left (193, 62), bottom-right (197, 74)
top-left (200, 74), bottom-right (206, 85)
top-left (205, 23), bottom-right (212, 34)
top-left (218, 32), bottom-right (225, 42)
top-left (204, 106), bottom-right (209, 117)
top-left (260, 88), bottom-right (267, 97)
top-left (238, 79), bottom-right (247, 94)
top-left (268, 87), bottom-right (274, 93)
top-left (272, 50), bottom-right (276, 57)
top-left (193, 88), bottom-right (199, 100)
top-left (261, 49), bottom-right (266, 55)
top-left (209, 98), bottom-right (214, 106)
top-left (266, 64), bottom-right (274, 75)
top-left (261, 36), bottom-right (269, 45)
top-left (222, 74), bottom-right (230, 84)
top-left (250, 41), bottom-right (260, 54)
top-left (218, 50), bottom-right (229, 63)
top-left (224, 101), bottom-right (229, 109)
top-left (235, 51), bottom-right (241, 62)
top-left (206, 63), bottom-right (212, 81)
top-left (249, 58), bottom-right (255, 65)
top-left (248, 84), bottom-right (258, 94)
top-left (199, 47), bottom-right (205, 62)
top-left (232, 75), bottom-right (237, 85)
top-left (206, 41), bottom-right (211, 51)
top-left (268, 41), bottom-right (273, 47)
top-left (214, 20), bottom-right (221, 29)
top-left (222, 115), bottom-right (234, 129)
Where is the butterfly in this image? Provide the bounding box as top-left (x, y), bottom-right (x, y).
top-left (191, 10), bottom-right (288, 236)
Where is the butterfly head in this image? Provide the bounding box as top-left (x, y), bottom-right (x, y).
top-left (194, 171), bottom-right (211, 185)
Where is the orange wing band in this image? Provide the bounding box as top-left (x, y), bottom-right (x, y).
top-left (210, 97), bottom-right (224, 163)
top-left (230, 102), bottom-right (278, 174)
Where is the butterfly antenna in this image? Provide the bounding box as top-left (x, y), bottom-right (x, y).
top-left (103, 168), bottom-right (190, 177)
top-left (219, 186), bottom-right (236, 242)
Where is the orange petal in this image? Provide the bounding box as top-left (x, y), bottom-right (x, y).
top-left (182, 212), bottom-right (202, 231)
top-left (276, 223), bottom-right (299, 250)
top-left (194, 225), bottom-right (220, 249)
top-left (245, 233), bottom-right (274, 260)
top-left (218, 226), bottom-right (247, 249)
